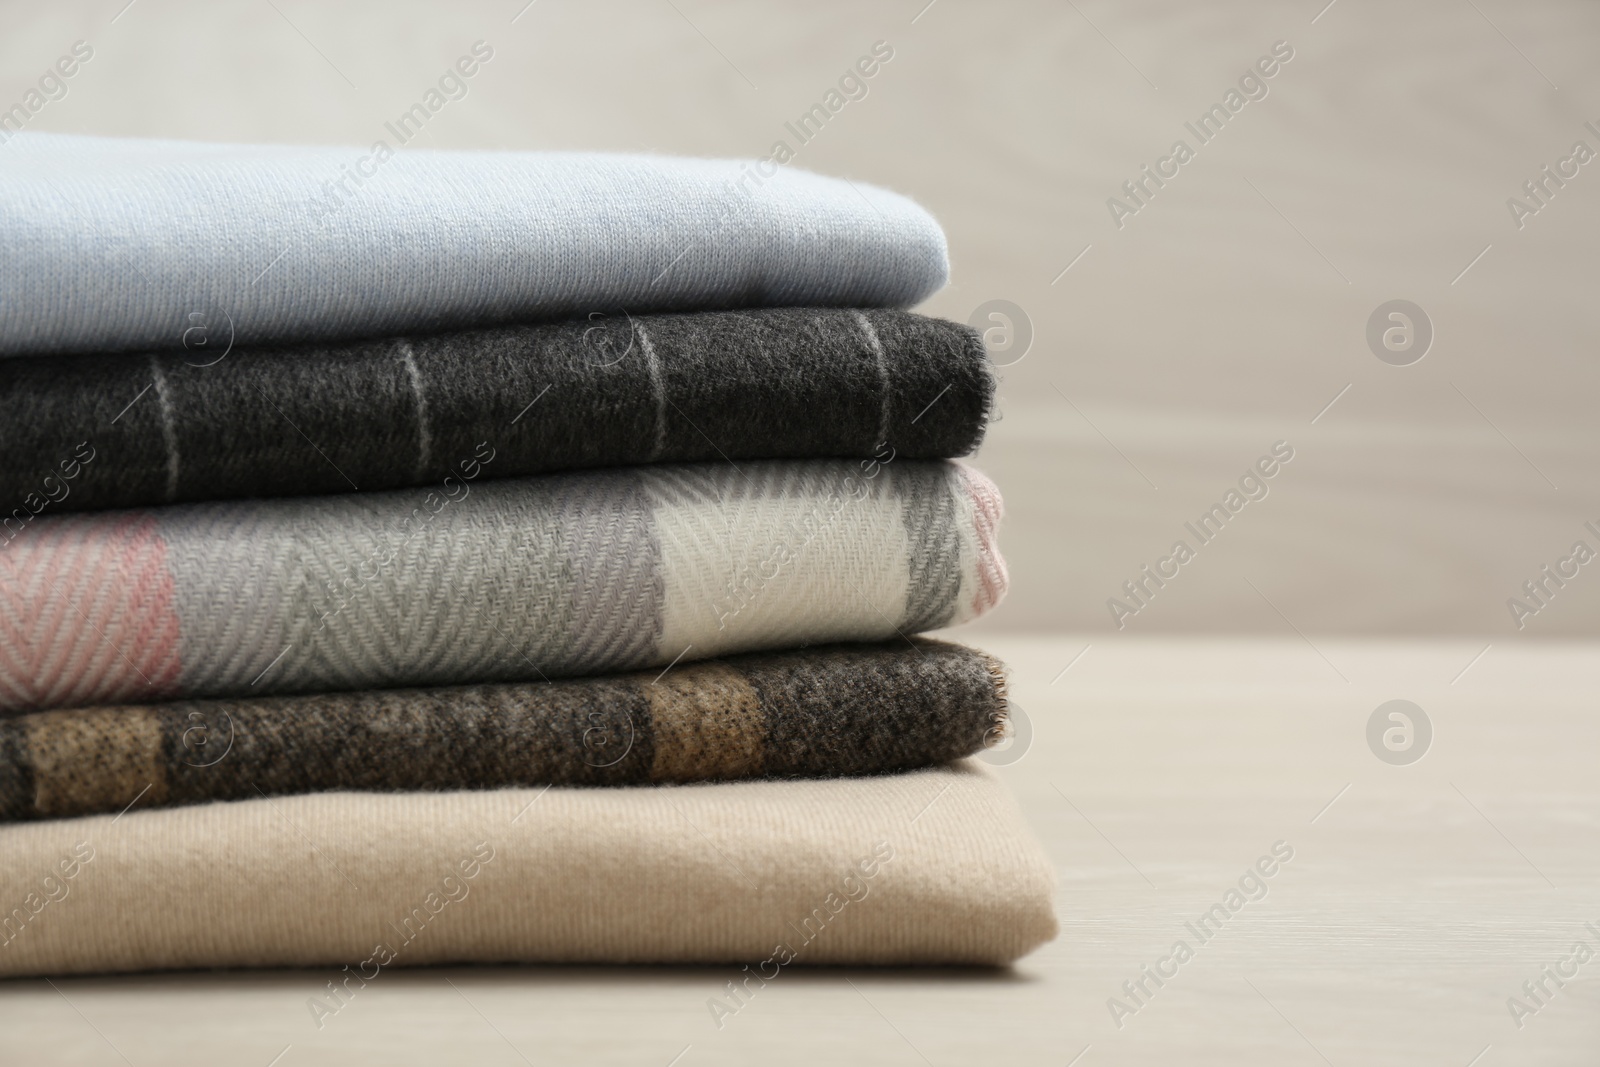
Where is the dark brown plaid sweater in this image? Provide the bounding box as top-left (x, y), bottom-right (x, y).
top-left (0, 639), bottom-right (1009, 822)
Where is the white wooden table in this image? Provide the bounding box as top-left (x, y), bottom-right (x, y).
top-left (4, 633), bottom-right (1592, 1065)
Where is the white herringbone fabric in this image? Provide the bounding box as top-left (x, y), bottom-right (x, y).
top-left (0, 460), bottom-right (1006, 714)
top-left (0, 761), bottom-right (1057, 976)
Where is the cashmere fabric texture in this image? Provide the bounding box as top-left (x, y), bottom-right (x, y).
top-left (0, 460), bottom-right (1006, 714)
top-left (0, 761), bottom-right (1057, 975)
top-left (0, 308), bottom-right (992, 514)
top-left (0, 639), bottom-right (1010, 821)
top-left (0, 133), bottom-right (949, 358)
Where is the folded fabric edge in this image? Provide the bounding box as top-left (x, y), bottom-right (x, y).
top-left (0, 637), bottom-right (1012, 822)
top-left (950, 460), bottom-right (1010, 621)
top-left (0, 761), bottom-right (1058, 975)
top-left (0, 457), bottom-right (1008, 714)
top-left (0, 135), bottom-right (952, 356)
top-left (0, 307), bottom-right (995, 518)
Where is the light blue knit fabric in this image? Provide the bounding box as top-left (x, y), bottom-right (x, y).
top-left (0, 133), bottom-right (948, 357)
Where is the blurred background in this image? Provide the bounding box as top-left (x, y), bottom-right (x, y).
top-left (5, 0), bottom-right (1596, 639)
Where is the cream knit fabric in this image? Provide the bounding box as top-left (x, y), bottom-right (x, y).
top-left (0, 761), bottom-right (1056, 978)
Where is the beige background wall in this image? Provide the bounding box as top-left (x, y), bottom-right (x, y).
top-left (6, 0), bottom-right (1596, 636)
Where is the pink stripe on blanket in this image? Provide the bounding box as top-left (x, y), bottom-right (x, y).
top-left (955, 462), bottom-right (1008, 618)
top-left (0, 513), bottom-right (181, 713)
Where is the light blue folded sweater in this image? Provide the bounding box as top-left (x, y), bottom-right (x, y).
top-left (0, 133), bottom-right (948, 357)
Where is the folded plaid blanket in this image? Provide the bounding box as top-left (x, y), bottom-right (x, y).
top-left (0, 307), bottom-right (990, 513)
top-left (0, 460), bottom-right (1005, 714)
top-left (0, 639), bottom-right (1009, 822)
top-left (0, 761), bottom-right (1056, 976)
top-left (0, 133), bottom-right (948, 358)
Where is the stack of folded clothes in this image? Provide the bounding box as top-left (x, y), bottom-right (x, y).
top-left (0, 132), bottom-right (1056, 979)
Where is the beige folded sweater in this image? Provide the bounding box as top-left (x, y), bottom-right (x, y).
top-left (0, 761), bottom-right (1056, 979)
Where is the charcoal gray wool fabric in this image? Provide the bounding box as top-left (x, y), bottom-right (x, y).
top-left (0, 308), bottom-right (991, 514)
top-left (0, 132), bottom-right (948, 358)
top-left (0, 639), bottom-right (1010, 822)
top-left (0, 459), bottom-right (1006, 714)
